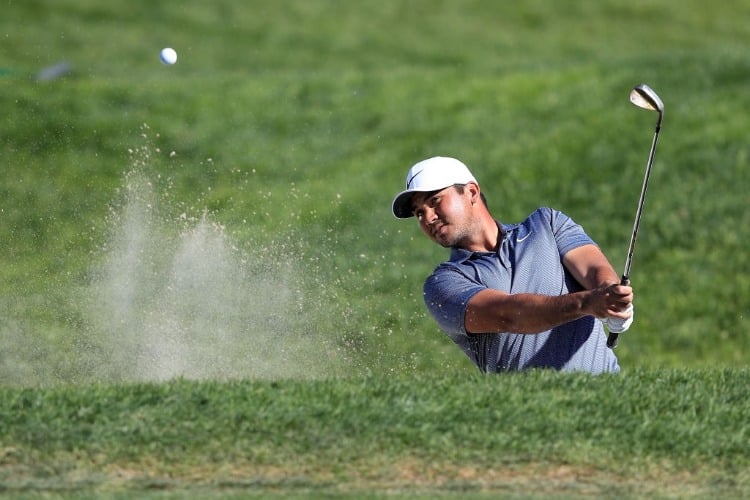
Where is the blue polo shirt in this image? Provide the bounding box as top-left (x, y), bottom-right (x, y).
top-left (424, 207), bottom-right (620, 374)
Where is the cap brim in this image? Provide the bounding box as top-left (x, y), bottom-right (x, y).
top-left (392, 190), bottom-right (418, 218)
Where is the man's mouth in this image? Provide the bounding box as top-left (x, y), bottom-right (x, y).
top-left (431, 223), bottom-right (448, 238)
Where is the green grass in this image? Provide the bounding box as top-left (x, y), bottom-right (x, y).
top-left (2, 0), bottom-right (750, 496)
top-left (2, 370), bottom-right (749, 497)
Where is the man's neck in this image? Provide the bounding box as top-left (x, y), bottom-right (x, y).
top-left (461, 217), bottom-right (500, 253)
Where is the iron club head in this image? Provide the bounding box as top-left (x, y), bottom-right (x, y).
top-left (630, 84), bottom-right (664, 125)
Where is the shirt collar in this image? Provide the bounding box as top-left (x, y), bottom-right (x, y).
top-left (448, 220), bottom-right (515, 267)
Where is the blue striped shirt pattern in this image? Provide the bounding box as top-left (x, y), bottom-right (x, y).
top-left (423, 207), bottom-right (620, 374)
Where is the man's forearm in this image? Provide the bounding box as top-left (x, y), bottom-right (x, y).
top-left (465, 289), bottom-right (591, 334)
top-left (563, 244), bottom-right (621, 290)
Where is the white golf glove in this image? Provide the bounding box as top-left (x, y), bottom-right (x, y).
top-left (605, 304), bottom-right (634, 333)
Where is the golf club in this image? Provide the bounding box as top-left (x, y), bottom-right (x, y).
top-left (607, 83), bottom-right (664, 349)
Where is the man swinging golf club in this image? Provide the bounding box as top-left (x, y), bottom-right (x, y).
top-left (392, 156), bottom-right (634, 373)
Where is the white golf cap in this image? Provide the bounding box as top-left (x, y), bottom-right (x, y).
top-left (391, 156), bottom-right (478, 218)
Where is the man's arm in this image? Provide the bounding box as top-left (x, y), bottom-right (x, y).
top-left (562, 243), bottom-right (619, 290)
top-left (464, 244), bottom-right (633, 335)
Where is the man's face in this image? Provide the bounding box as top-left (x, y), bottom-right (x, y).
top-left (411, 184), bottom-right (475, 248)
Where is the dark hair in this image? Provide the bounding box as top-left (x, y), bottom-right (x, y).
top-left (453, 184), bottom-right (488, 208)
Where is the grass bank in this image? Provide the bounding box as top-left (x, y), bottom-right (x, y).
top-left (1, 369), bottom-right (748, 497)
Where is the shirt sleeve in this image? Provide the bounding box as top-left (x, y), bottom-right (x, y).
top-left (423, 264), bottom-right (483, 340)
top-left (545, 207), bottom-right (596, 257)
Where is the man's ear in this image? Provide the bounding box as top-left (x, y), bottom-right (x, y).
top-left (467, 182), bottom-right (481, 205)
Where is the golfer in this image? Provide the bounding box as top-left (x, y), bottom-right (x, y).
top-left (392, 156), bottom-right (634, 373)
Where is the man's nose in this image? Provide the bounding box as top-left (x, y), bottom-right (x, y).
top-left (422, 206), bottom-right (438, 224)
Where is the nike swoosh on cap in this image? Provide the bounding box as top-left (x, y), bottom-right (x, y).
top-left (406, 169), bottom-right (424, 189)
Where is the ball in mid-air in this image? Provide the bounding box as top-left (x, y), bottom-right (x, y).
top-left (160, 47), bottom-right (177, 65)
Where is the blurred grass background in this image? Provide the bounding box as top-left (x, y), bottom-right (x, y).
top-left (1, 0), bottom-right (749, 385)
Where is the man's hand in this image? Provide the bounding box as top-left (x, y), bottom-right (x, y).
top-left (605, 304), bottom-right (634, 333)
top-left (582, 283), bottom-right (633, 319)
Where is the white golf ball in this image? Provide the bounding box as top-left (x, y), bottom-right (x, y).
top-left (160, 47), bottom-right (177, 65)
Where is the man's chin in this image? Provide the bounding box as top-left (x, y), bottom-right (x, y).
top-left (433, 234), bottom-right (454, 248)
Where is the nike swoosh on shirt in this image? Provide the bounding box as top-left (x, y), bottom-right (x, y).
top-left (516, 232), bottom-right (532, 242)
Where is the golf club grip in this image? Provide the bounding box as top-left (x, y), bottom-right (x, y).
top-left (607, 331), bottom-right (619, 349)
top-left (606, 276), bottom-right (631, 349)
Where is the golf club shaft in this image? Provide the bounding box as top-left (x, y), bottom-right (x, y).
top-left (622, 123), bottom-right (660, 281)
top-left (607, 123), bottom-right (661, 349)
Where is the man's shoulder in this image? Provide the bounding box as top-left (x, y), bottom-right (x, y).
top-left (526, 206), bottom-right (565, 222)
top-left (424, 251), bottom-right (476, 288)
top-left (509, 207), bottom-right (561, 234)
top-left (429, 257), bottom-right (467, 278)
